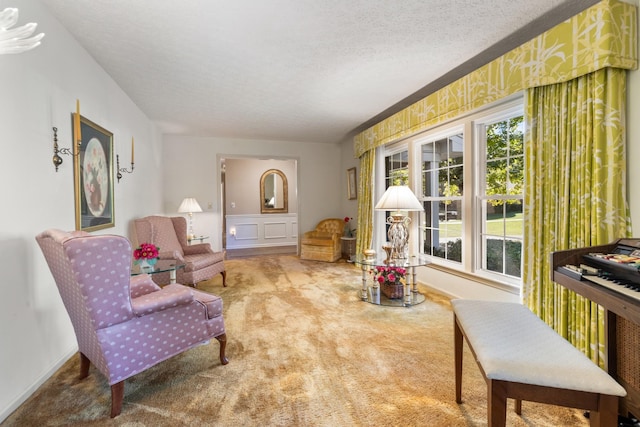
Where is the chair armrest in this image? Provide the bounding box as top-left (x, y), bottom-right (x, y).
top-left (158, 250), bottom-right (185, 262)
top-left (183, 243), bottom-right (214, 256)
top-left (131, 284), bottom-right (195, 316)
top-left (130, 274), bottom-right (161, 298)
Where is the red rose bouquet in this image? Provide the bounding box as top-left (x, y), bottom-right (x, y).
top-left (373, 266), bottom-right (406, 286)
top-left (133, 242), bottom-right (159, 265)
top-left (373, 265), bottom-right (406, 299)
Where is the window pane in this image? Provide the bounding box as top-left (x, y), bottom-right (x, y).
top-left (449, 165), bottom-right (463, 195)
top-left (507, 157), bottom-right (524, 195)
top-left (419, 132), bottom-right (463, 265)
top-left (486, 122), bottom-right (507, 160)
top-left (509, 118), bottom-right (524, 157)
top-left (486, 159), bottom-right (507, 194)
top-left (505, 201), bottom-right (523, 239)
top-left (438, 169), bottom-right (448, 196)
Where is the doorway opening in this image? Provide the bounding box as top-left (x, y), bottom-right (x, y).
top-left (220, 156), bottom-right (298, 258)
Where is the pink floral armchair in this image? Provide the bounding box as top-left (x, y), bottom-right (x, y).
top-left (134, 215), bottom-right (226, 287)
top-left (36, 229), bottom-right (228, 417)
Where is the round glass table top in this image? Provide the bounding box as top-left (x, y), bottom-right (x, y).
top-left (130, 259), bottom-right (186, 276)
top-left (353, 254), bottom-right (430, 268)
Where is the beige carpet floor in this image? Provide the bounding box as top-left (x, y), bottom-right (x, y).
top-left (3, 255), bottom-right (589, 426)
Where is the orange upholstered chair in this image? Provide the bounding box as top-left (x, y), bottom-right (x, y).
top-left (300, 218), bottom-right (345, 262)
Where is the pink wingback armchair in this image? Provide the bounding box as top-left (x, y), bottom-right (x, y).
top-left (134, 215), bottom-right (226, 287)
top-left (36, 229), bottom-right (228, 417)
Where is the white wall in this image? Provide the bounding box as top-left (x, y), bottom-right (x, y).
top-left (341, 137), bottom-right (359, 229)
top-left (225, 157), bottom-right (298, 215)
top-left (163, 135), bottom-right (343, 251)
top-left (0, 1), bottom-right (163, 421)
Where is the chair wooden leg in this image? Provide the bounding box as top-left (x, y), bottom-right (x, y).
top-left (216, 333), bottom-right (229, 365)
top-left (110, 381), bottom-right (124, 418)
top-left (221, 270), bottom-right (227, 287)
top-left (79, 352), bottom-right (90, 380)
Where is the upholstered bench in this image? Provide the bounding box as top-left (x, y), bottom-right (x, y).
top-left (452, 299), bottom-right (626, 427)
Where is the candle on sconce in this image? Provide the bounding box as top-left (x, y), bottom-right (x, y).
top-left (131, 137), bottom-right (134, 163)
top-left (74, 99), bottom-right (81, 145)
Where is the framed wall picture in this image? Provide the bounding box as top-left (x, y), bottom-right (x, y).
top-left (73, 115), bottom-right (115, 232)
top-left (347, 167), bottom-right (357, 200)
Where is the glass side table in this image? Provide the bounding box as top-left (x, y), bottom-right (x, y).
top-left (353, 254), bottom-right (430, 307)
top-left (340, 236), bottom-right (356, 261)
top-left (131, 259), bottom-right (186, 284)
top-left (187, 235), bottom-right (209, 245)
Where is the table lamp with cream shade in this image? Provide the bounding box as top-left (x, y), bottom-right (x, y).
top-left (178, 197), bottom-right (203, 239)
top-left (374, 185), bottom-right (424, 260)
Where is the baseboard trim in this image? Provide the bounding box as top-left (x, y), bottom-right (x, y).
top-left (226, 245), bottom-right (298, 258)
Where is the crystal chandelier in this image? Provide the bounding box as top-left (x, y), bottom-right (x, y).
top-left (0, 8), bottom-right (44, 55)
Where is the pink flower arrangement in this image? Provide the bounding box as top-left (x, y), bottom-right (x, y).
top-left (373, 266), bottom-right (406, 286)
top-left (133, 243), bottom-right (159, 263)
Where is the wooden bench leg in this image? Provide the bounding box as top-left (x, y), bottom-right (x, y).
top-left (488, 379), bottom-right (508, 427)
top-left (454, 315), bottom-right (463, 403)
top-left (588, 394), bottom-right (618, 427)
top-left (515, 398), bottom-right (522, 415)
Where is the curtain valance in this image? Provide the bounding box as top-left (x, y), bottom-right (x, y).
top-left (353, 0), bottom-right (637, 158)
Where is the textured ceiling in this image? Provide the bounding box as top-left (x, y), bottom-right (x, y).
top-left (40, 0), bottom-right (597, 144)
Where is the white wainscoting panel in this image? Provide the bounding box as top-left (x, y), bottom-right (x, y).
top-left (226, 213), bottom-right (298, 249)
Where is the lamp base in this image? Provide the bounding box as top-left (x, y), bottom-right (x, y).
top-left (387, 214), bottom-right (410, 260)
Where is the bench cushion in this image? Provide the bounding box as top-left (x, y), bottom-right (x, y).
top-left (451, 299), bottom-right (626, 397)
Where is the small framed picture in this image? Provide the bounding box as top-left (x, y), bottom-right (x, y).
top-left (73, 115), bottom-right (115, 232)
top-left (347, 167), bottom-right (357, 200)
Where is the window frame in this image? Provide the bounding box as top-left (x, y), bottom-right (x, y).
top-left (415, 126), bottom-right (465, 267)
top-left (392, 96), bottom-right (525, 290)
top-left (473, 103), bottom-right (524, 286)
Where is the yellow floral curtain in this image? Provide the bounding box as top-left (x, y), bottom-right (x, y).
top-left (523, 67), bottom-right (632, 367)
top-left (355, 149), bottom-right (375, 257)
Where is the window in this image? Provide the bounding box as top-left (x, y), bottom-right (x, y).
top-left (380, 149), bottom-right (410, 242)
top-left (384, 150), bottom-right (409, 187)
top-left (397, 98), bottom-right (524, 288)
top-left (419, 131), bottom-right (464, 263)
top-left (477, 114), bottom-right (524, 279)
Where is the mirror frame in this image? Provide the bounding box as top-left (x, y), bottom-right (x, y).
top-left (260, 169), bottom-right (288, 214)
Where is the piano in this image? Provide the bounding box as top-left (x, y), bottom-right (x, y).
top-left (552, 238), bottom-right (640, 419)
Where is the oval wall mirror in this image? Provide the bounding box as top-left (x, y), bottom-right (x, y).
top-left (260, 169), bottom-right (288, 214)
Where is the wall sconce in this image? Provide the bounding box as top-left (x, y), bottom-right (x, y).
top-left (52, 100), bottom-right (83, 172)
top-left (116, 137), bottom-right (135, 182)
top-left (51, 126), bottom-right (78, 172)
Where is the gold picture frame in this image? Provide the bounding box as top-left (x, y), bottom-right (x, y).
top-left (347, 167), bottom-right (357, 200)
top-left (73, 115), bottom-right (115, 232)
